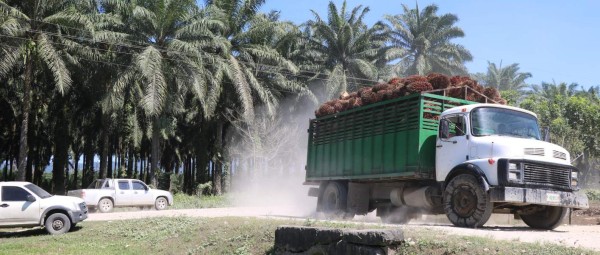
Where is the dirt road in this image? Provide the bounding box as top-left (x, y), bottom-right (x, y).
top-left (87, 207), bottom-right (600, 251)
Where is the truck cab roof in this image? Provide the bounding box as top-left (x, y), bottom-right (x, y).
top-left (442, 103), bottom-right (537, 118)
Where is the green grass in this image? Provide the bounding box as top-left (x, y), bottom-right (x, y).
top-left (169, 194), bottom-right (231, 210)
top-left (0, 217), bottom-right (597, 255)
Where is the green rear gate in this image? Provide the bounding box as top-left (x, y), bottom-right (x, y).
top-left (306, 93), bottom-right (475, 181)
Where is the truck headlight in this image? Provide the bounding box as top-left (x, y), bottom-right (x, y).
top-left (571, 171), bottom-right (578, 188)
top-left (508, 163), bottom-right (522, 182)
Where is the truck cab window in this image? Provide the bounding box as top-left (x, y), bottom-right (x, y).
top-left (442, 115), bottom-right (466, 138)
top-left (118, 181), bottom-right (130, 190)
top-left (1, 186), bottom-right (30, 201)
top-left (132, 181), bottom-right (146, 191)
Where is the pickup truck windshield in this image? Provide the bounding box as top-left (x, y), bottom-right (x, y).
top-left (25, 184), bottom-right (53, 199)
top-left (471, 107), bottom-right (541, 140)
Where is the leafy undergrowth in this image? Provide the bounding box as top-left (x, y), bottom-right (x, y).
top-left (169, 194), bottom-right (232, 210)
top-left (0, 217), bottom-right (597, 255)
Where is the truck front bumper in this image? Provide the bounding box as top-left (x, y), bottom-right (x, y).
top-left (69, 208), bottom-right (89, 224)
top-left (490, 187), bottom-right (589, 210)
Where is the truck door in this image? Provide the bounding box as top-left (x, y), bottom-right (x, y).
top-left (115, 180), bottom-right (135, 206)
top-left (0, 186), bottom-right (40, 225)
top-left (131, 181), bottom-right (154, 206)
top-left (436, 114), bottom-right (469, 181)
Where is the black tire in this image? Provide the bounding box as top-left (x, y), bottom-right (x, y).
top-left (45, 213), bottom-right (71, 235)
top-left (321, 182), bottom-right (353, 219)
top-left (155, 197), bottom-right (168, 210)
top-left (443, 174), bottom-right (493, 228)
top-left (520, 206), bottom-right (568, 230)
top-left (97, 198), bottom-right (114, 213)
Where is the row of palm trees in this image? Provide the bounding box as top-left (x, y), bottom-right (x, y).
top-left (0, 0), bottom-right (553, 194)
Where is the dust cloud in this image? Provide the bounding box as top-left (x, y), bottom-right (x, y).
top-left (226, 96), bottom-right (318, 218)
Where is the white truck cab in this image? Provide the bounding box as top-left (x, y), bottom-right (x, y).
top-left (436, 104), bottom-right (588, 229)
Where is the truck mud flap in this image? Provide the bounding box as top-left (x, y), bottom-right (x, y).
top-left (490, 187), bottom-right (589, 209)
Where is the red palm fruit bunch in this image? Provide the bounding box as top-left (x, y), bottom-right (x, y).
top-left (406, 81), bottom-right (434, 94)
top-left (403, 75), bottom-right (428, 85)
top-left (391, 84), bottom-right (406, 97)
top-left (372, 83), bottom-right (390, 92)
top-left (316, 103), bottom-right (336, 117)
top-left (427, 73), bottom-right (451, 90)
top-left (314, 74), bottom-right (508, 117)
top-left (360, 88), bottom-right (378, 105)
top-left (483, 87), bottom-right (500, 99)
top-left (388, 77), bottom-right (403, 86)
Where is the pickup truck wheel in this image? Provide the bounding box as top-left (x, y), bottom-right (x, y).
top-left (519, 206), bottom-right (567, 230)
top-left (45, 213), bottom-right (71, 235)
top-left (155, 197), bottom-right (168, 210)
top-left (443, 174), bottom-right (493, 228)
top-left (98, 198), bottom-right (114, 213)
top-left (321, 182), bottom-right (353, 219)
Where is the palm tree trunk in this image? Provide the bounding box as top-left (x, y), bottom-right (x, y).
top-left (17, 56), bottom-right (33, 181)
top-left (150, 117), bottom-right (160, 187)
top-left (73, 151), bottom-right (80, 189)
top-left (52, 102), bottom-right (69, 195)
top-left (99, 114), bottom-right (109, 179)
top-left (127, 145), bottom-right (134, 178)
top-left (212, 122), bottom-right (224, 195)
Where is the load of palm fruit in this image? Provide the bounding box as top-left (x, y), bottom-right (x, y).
top-left (315, 73), bottom-right (507, 117)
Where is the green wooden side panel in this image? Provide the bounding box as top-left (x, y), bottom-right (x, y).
top-left (306, 93), bottom-right (476, 181)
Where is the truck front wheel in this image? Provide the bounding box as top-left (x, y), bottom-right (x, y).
top-left (519, 206), bottom-right (567, 230)
top-left (321, 182), bottom-right (353, 219)
top-left (45, 213), bottom-right (72, 235)
top-left (443, 174), bottom-right (493, 228)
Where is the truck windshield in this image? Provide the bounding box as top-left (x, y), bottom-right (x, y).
top-left (471, 107), bottom-right (541, 140)
top-left (25, 184), bottom-right (53, 199)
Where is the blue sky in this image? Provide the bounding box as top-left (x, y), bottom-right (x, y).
top-left (261, 1), bottom-right (600, 89)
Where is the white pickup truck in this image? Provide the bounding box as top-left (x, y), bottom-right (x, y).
top-left (0, 182), bottom-right (88, 234)
top-left (67, 178), bottom-right (173, 213)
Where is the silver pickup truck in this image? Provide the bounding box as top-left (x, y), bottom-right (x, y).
top-left (67, 178), bottom-right (173, 213)
top-left (0, 181), bottom-right (88, 234)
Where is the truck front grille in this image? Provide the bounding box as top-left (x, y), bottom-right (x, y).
top-left (523, 163), bottom-right (571, 189)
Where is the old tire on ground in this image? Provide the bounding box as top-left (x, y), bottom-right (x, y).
top-left (321, 182), bottom-right (353, 219)
top-left (520, 206), bottom-right (568, 230)
top-left (379, 205), bottom-right (415, 224)
top-left (155, 197), bottom-right (168, 210)
top-left (98, 198), bottom-right (114, 213)
top-left (45, 213), bottom-right (71, 235)
top-left (443, 174), bottom-right (493, 228)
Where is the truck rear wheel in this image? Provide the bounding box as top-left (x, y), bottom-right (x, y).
top-left (519, 206), bottom-right (567, 230)
top-left (321, 182), bottom-right (353, 219)
top-left (443, 174), bottom-right (493, 228)
top-left (98, 198), bottom-right (114, 213)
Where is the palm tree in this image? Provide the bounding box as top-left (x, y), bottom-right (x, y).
top-left (303, 1), bottom-right (396, 98)
top-left (474, 61), bottom-right (532, 91)
top-left (386, 3), bottom-right (472, 76)
top-left (101, 0), bottom-right (225, 186)
top-left (206, 0), bottom-right (314, 194)
top-left (0, 0), bottom-right (97, 181)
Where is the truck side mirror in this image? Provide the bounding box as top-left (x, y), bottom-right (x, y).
top-left (26, 194), bottom-right (36, 202)
top-left (440, 119), bottom-right (450, 139)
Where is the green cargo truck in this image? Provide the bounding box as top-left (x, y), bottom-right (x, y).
top-left (305, 92), bottom-right (589, 229)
